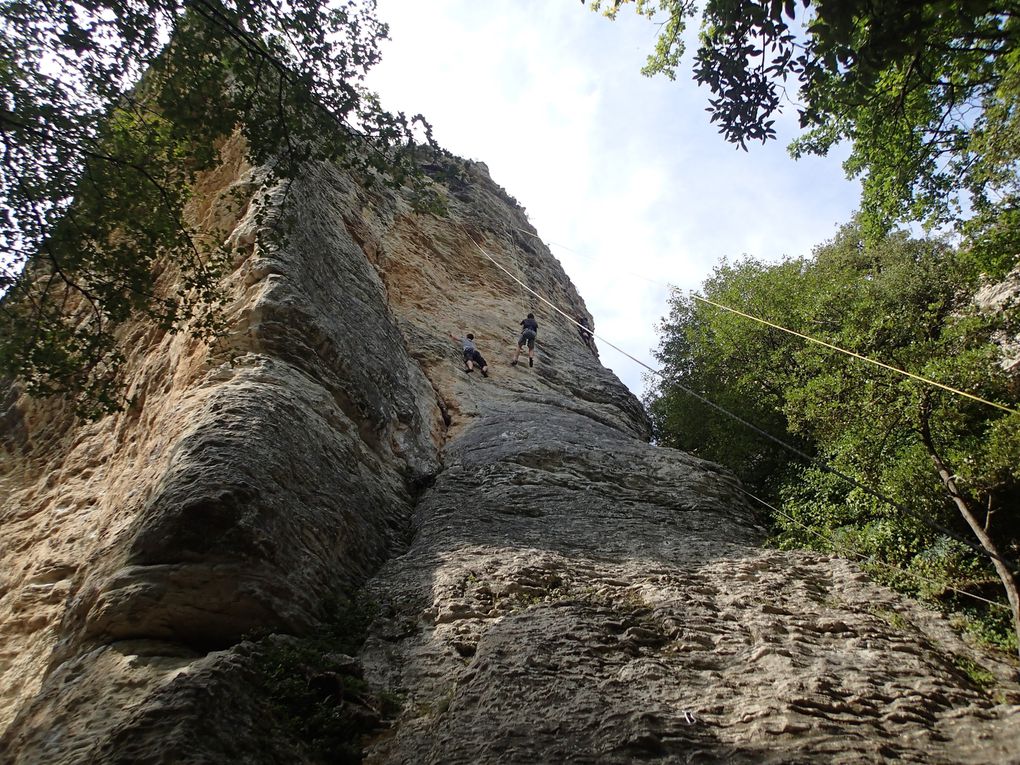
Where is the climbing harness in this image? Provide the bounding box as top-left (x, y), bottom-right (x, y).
top-left (469, 235), bottom-right (598, 351)
top-left (507, 231), bottom-right (532, 360)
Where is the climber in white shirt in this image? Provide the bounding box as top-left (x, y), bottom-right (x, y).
top-left (448, 332), bottom-right (489, 377)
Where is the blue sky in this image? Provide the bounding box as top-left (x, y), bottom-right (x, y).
top-left (367, 0), bottom-right (863, 396)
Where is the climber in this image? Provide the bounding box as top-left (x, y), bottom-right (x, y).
top-left (512, 312), bottom-right (538, 367)
top-left (449, 332), bottom-right (489, 377)
top-left (576, 315), bottom-right (595, 353)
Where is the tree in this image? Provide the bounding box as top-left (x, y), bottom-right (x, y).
top-left (650, 224), bottom-right (1020, 653)
top-left (589, 1), bottom-right (1020, 237)
top-left (650, 256), bottom-right (811, 488)
top-left (1, 0), bottom-right (433, 416)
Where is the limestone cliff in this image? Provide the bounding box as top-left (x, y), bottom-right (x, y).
top-left (1, 141), bottom-right (1019, 764)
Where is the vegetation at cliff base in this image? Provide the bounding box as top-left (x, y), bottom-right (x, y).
top-left (648, 223), bottom-right (1020, 652)
top-left (0, 0), bottom-right (432, 416)
top-left (251, 596), bottom-right (397, 763)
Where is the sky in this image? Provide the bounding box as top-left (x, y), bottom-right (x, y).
top-left (366, 0), bottom-right (863, 397)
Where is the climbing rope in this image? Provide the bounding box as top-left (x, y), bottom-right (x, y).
top-left (506, 225), bottom-right (667, 288)
top-left (469, 234), bottom-right (636, 359)
top-left (465, 227), bottom-right (1020, 577)
top-left (504, 226), bottom-right (530, 317)
top-left (691, 294), bottom-right (1018, 416)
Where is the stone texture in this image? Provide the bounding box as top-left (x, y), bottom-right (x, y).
top-left (1, 145), bottom-right (1018, 763)
top-left (0, 140), bottom-right (441, 759)
top-left (975, 267), bottom-right (1020, 374)
top-left (357, 404), bottom-right (1020, 764)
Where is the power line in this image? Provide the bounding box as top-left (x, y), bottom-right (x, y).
top-left (465, 228), bottom-right (1020, 576)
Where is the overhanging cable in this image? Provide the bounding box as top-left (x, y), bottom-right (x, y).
top-left (692, 294), bottom-right (1018, 416)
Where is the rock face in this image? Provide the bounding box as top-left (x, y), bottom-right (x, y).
top-left (1, 143), bottom-right (1019, 763)
top-left (975, 268), bottom-right (1020, 374)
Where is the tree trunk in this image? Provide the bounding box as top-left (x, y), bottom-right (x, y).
top-left (919, 403), bottom-right (1020, 659)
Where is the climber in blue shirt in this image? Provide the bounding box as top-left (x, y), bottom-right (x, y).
top-left (512, 313), bottom-right (538, 367)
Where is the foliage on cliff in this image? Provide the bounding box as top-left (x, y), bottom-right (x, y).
top-left (0, 0), bottom-right (432, 416)
top-left (251, 598), bottom-right (395, 764)
top-left (648, 223), bottom-right (1020, 651)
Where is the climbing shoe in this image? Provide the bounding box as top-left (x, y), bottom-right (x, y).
top-left (482, 370), bottom-right (488, 378)
top-left (529, 358), bottom-right (534, 367)
top-left (464, 367), bottom-right (472, 373)
top-left (511, 360), bottom-right (518, 366)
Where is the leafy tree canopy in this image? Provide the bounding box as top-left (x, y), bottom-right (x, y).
top-left (590, 0), bottom-right (1020, 238)
top-left (1, 0), bottom-right (432, 416)
top-left (649, 223), bottom-right (1020, 651)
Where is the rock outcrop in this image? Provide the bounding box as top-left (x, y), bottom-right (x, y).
top-left (1, 141), bottom-right (1018, 763)
top-left (975, 268), bottom-right (1020, 374)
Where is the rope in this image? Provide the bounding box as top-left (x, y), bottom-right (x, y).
top-left (739, 487), bottom-right (1012, 612)
top-left (504, 227), bottom-right (529, 314)
top-left (469, 235), bottom-right (650, 364)
top-left (465, 228), bottom-right (1020, 576)
top-left (504, 223), bottom-right (1018, 417)
top-left (692, 294), bottom-right (1018, 416)
top-left (505, 224), bottom-right (668, 287)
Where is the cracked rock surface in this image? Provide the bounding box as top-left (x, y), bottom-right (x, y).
top-left (1, 144), bottom-right (1018, 763)
top-left (359, 406), bottom-right (1020, 764)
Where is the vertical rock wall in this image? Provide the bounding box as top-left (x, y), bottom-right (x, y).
top-left (0, 142), bottom-right (444, 760)
top-left (1, 146), bottom-right (1018, 763)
